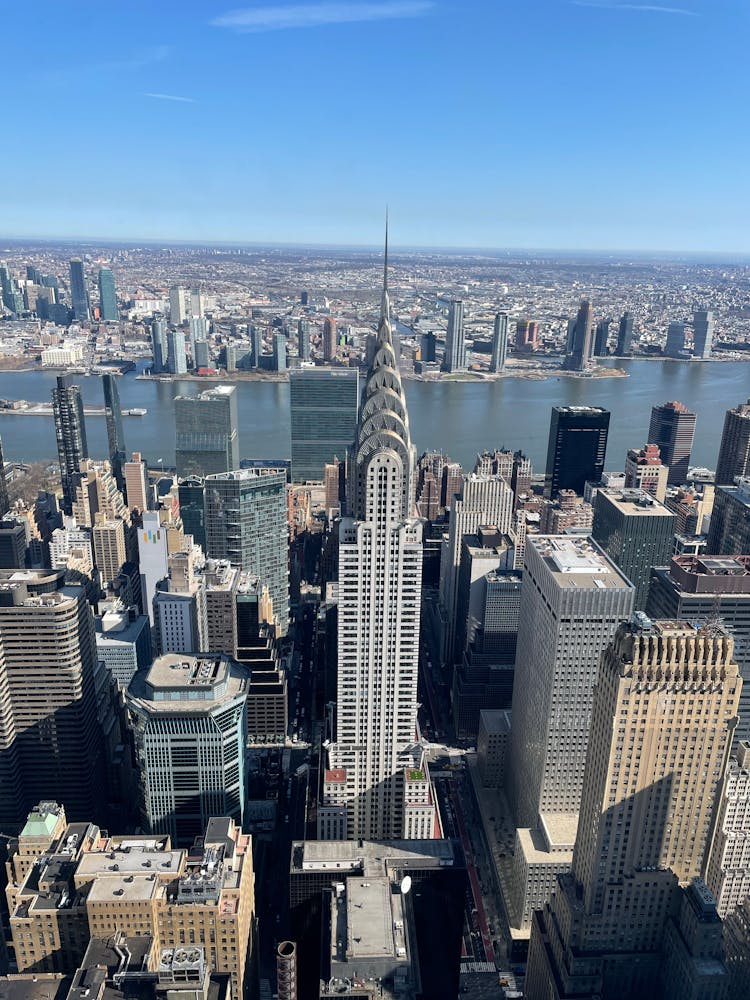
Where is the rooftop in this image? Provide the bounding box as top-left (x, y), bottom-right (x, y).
top-left (127, 654), bottom-right (248, 709)
top-left (479, 709), bottom-right (511, 735)
top-left (75, 846), bottom-right (184, 882)
top-left (531, 536), bottom-right (631, 590)
top-left (597, 488), bottom-right (673, 517)
top-left (87, 874), bottom-right (159, 904)
top-left (292, 839), bottom-right (459, 877)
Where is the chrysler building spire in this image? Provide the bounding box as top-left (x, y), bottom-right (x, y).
top-left (351, 220), bottom-right (415, 520)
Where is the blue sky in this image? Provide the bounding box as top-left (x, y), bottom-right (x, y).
top-left (2, 0), bottom-right (748, 251)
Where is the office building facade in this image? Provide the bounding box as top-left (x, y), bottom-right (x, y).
top-left (289, 368), bottom-right (359, 482)
top-left (705, 740), bottom-right (750, 919)
top-left (204, 469), bottom-right (289, 634)
top-left (167, 328), bottom-right (188, 375)
top-left (716, 398), bottom-right (750, 485)
top-left (175, 385), bottom-right (239, 478)
top-left (707, 478), bottom-right (750, 556)
top-left (127, 653), bottom-right (248, 844)
top-left (693, 308), bottom-right (715, 358)
top-left (97, 267), bottom-right (118, 321)
top-left (322, 317), bottom-right (337, 361)
top-left (616, 311), bottom-right (634, 355)
top-left (646, 554), bottom-right (750, 744)
top-left (564, 299), bottom-right (594, 371)
top-left (648, 400), bottom-right (696, 484)
top-left (52, 374), bottom-right (89, 514)
top-left (506, 537), bottom-right (634, 829)
top-left (297, 319), bottom-right (310, 360)
top-left (526, 621), bottom-right (740, 1000)
top-left (151, 317), bottom-right (168, 373)
top-left (68, 259), bottom-right (90, 322)
top-left (665, 321), bottom-right (687, 357)
top-left (0, 570), bottom-right (106, 827)
top-left (592, 487), bottom-right (675, 610)
top-left (101, 373), bottom-right (126, 490)
top-left (489, 311), bottom-right (508, 372)
top-left (438, 474), bottom-right (514, 665)
top-left (624, 442), bottom-right (668, 501)
top-left (442, 299), bottom-right (466, 372)
top-left (545, 405), bottom-right (610, 497)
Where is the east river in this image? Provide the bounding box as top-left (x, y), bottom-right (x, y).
top-left (0, 360), bottom-right (746, 473)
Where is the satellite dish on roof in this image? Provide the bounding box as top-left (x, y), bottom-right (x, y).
top-left (400, 875), bottom-right (412, 895)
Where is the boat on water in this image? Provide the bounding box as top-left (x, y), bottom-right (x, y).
top-left (125, 408), bottom-right (147, 416)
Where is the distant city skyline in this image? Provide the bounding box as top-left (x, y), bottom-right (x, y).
top-left (1, 0), bottom-right (748, 253)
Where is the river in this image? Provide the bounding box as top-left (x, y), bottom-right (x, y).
top-left (0, 360), bottom-right (745, 474)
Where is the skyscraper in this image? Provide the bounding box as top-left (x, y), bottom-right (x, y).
top-left (0, 569), bottom-right (107, 824)
top-left (166, 327), bottom-right (188, 375)
top-left (97, 267), bottom-right (118, 321)
top-left (178, 476), bottom-right (206, 549)
top-left (624, 442), bottom-right (668, 501)
top-left (489, 311), bottom-right (509, 372)
top-left (297, 319), bottom-right (311, 360)
top-left (442, 299), bottom-right (466, 372)
top-left (101, 373), bottom-right (126, 491)
top-left (322, 317), bottom-right (337, 361)
top-left (204, 468), bottom-right (289, 635)
top-left (52, 374), bottom-right (89, 514)
top-left (706, 478), bottom-right (750, 556)
top-left (525, 620), bottom-right (741, 1000)
top-left (593, 318), bottom-right (610, 357)
top-left (545, 405), bottom-right (610, 496)
top-left (616, 310), bottom-right (634, 355)
top-left (251, 324), bottom-right (263, 367)
top-left (506, 536), bottom-right (634, 830)
top-left (127, 653), bottom-right (248, 844)
top-left (273, 330), bottom-right (286, 372)
top-left (289, 369), bottom-right (360, 483)
top-left (151, 317), bottom-right (168, 373)
top-left (648, 400), bottom-right (696, 485)
top-left (514, 318), bottom-right (539, 352)
top-left (592, 487), bottom-right (675, 611)
top-left (175, 385), bottom-right (240, 478)
top-left (438, 473), bottom-right (514, 665)
top-left (716, 398), bottom-right (750, 485)
top-left (68, 258), bottom-right (90, 322)
top-left (564, 299), bottom-right (594, 371)
top-left (0, 434), bottom-right (10, 517)
top-left (664, 321), bottom-right (687, 357)
top-left (705, 740), bottom-right (750, 919)
top-left (169, 285), bottom-right (190, 325)
top-left (124, 451), bottom-right (149, 513)
top-left (646, 554), bottom-right (750, 745)
top-left (320, 230), bottom-right (435, 841)
top-left (693, 308), bottom-right (715, 358)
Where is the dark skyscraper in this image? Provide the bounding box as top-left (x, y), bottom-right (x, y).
top-left (52, 374), bottom-right (88, 513)
top-left (592, 487), bottom-right (675, 611)
top-left (707, 480), bottom-right (750, 557)
top-left (151, 317), bottom-right (168, 373)
top-left (715, 398), bottom-right (750, 485)
top-left (289, 369), bottom-right (360, 482)
top-left (178, 477), bottom-right (206, 550)
top-left (97, 267), bottom-right (118, 321)
top-left (297, 319), bottom-right (311, 360)
top-left (648, 400), bottom-right (696, 485)
top-left (489, 311), bottom-right (509, 373)
top-left (514, 317), bottom-right (539, 352)
top-left (593, 318), bottom-right (610, 357)
top-left (0, 434), bottom-right (9, 517)
top-left (545, 405), bottom-right (610, 496)
top-left (68, 258), bottom-right (90, 322)
top-left (616, 311), bottom-right (634, 355)
top-left (102, 373), bottom-right (126, 491)
top-left (175, 385), bottom-right (240, 478)
top-left (564, 299), bottom-right (594, 371)
top-left (442, 299), bottom-right (466, 372)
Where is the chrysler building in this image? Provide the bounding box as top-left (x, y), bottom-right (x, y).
top-left (318, 228), bottom-right (436, 841)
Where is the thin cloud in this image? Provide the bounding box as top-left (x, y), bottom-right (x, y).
top-left (571, 1), bottom-right (697, 13)
top-left (143, 92), bottom-right (196, 104)
top-left (211, 1), bottom-right (434, 32)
